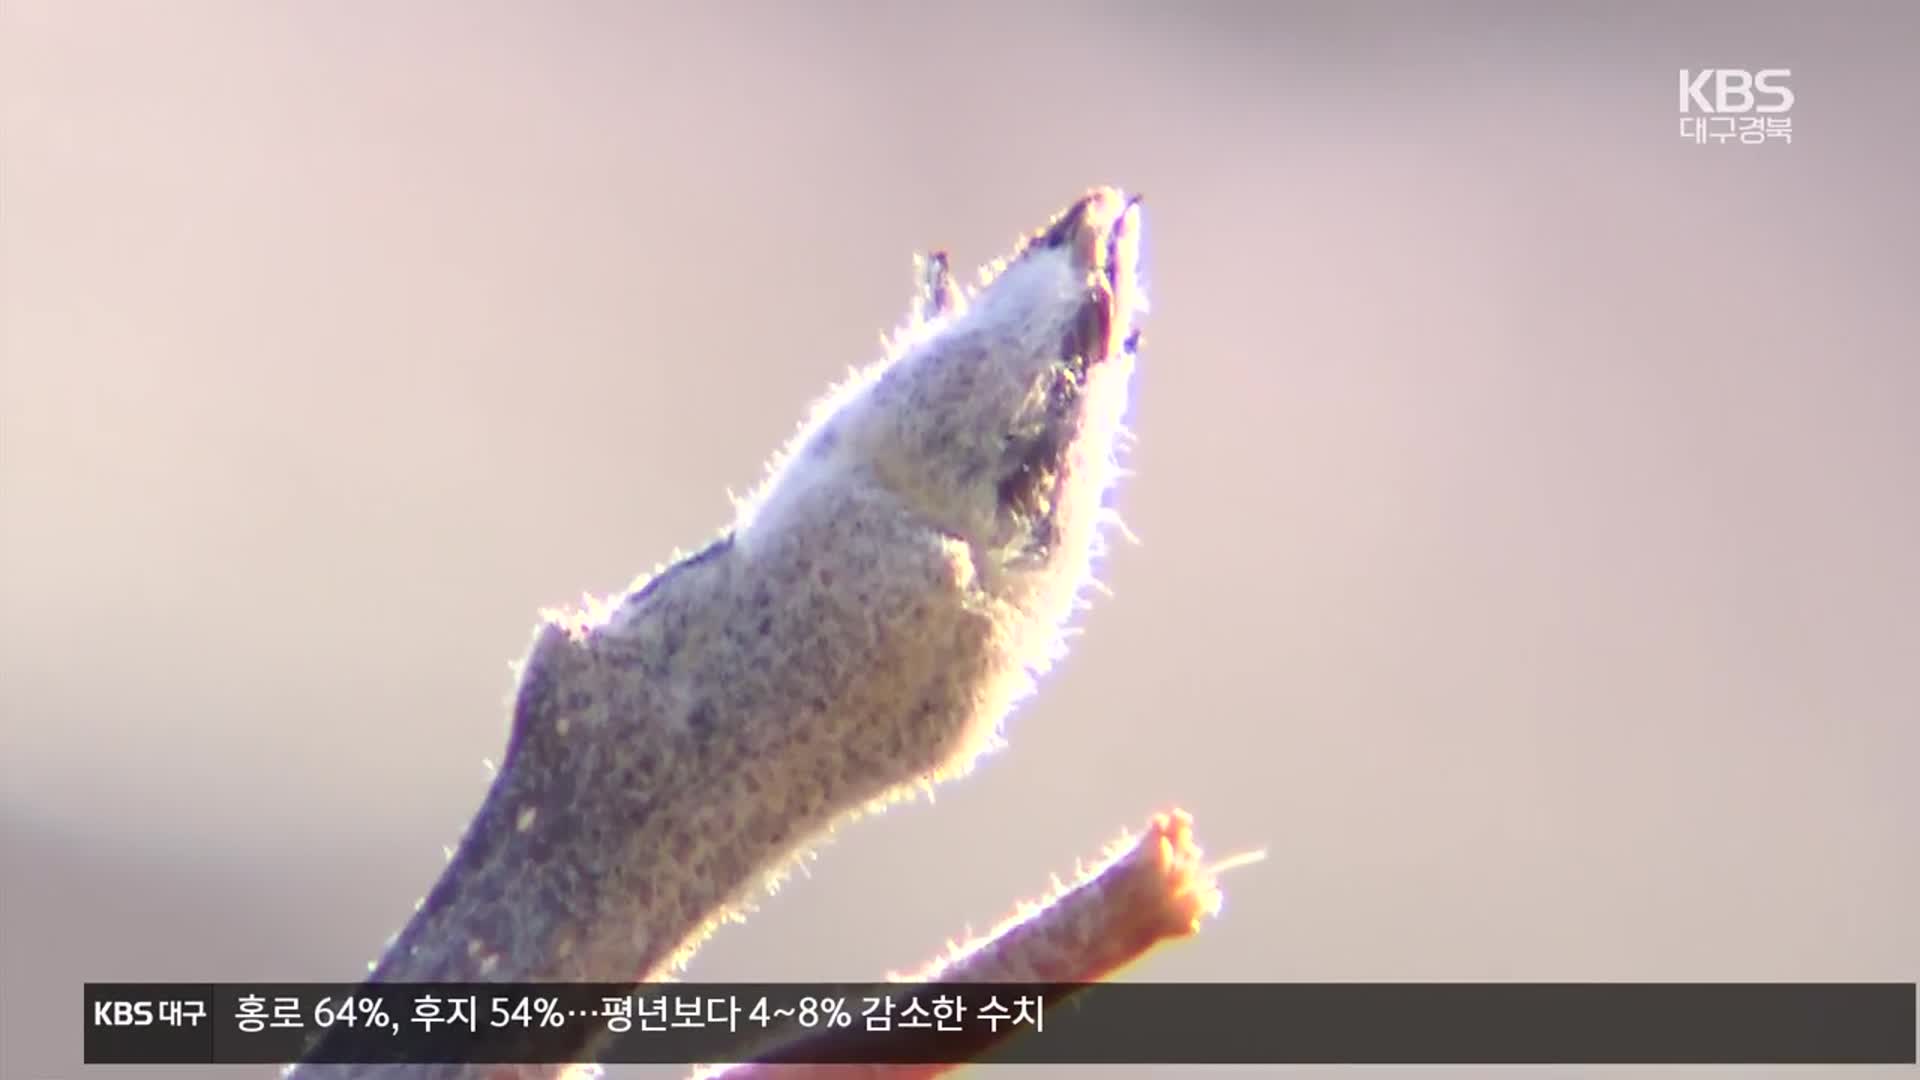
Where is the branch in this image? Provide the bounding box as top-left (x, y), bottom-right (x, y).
top-left (288, 187), bottom-right (1155, 1080)
top-left (702, 809), bottom-right (1247, 1079)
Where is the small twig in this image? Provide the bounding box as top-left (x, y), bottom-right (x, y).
top-left (905, 808), bottom-right (1232, 985)
top-left (702, 809), bottom-right (1250, 1079)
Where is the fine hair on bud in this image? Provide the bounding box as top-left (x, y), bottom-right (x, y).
top-left (289, 187), bottom-right (1147, 1080)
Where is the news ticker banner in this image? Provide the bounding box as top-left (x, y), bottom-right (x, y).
top-left (86, 982), bottom-right (1916, 1065)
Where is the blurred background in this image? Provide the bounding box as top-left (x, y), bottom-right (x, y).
top-left (3, 2), bottom-right (1916, 1078)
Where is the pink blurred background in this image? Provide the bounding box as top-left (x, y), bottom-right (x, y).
top-left (3, 2), bottom-right (1916, 1078)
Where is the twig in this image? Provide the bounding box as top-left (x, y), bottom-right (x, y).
top-left (288, 188), bottom-right (1154, 1080)
top-left (702, 809), bottom-right (1245, 1079)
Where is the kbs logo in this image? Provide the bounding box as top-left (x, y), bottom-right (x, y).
top-left (1678, 69), bottom-right (1793, 145)
top-left (1679, 69), bottom-right (1794, 113)
top-left (93, 1000), bottom-right (154, 1025)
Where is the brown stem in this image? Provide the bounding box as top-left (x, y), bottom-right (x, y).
top-left (702, 809), bottom-right (1233, 1079)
